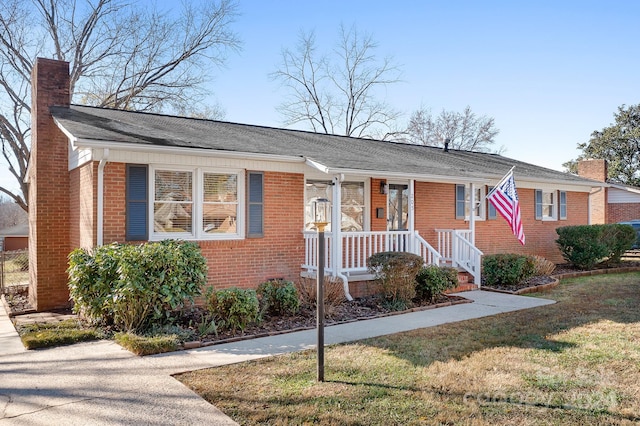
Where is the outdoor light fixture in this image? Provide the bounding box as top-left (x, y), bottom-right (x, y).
top-left (380, 180), bottom-right (388, 195)
top-left (312, 197), bottom-right (330, 382)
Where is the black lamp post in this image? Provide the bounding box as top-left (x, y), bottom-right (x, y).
top-left (313, 198), bottom-right (330, 382)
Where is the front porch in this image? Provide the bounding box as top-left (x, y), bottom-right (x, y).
top-left (302, 229), bottom-right (482, 299)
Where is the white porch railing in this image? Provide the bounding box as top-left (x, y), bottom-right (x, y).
top-left (436, 229), bottom-right (483, 285)
top-left (302, 230), bottom-right (443, 275)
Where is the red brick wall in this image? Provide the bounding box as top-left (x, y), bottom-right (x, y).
top-left (414, 182), bottom-right (589, 264)
top-left (101, 166), bottom-right (305, 290)
top-left (608, 203), bottom-right (640, 222)
top-left (70, 162), bottom-right (97, 249)
top-left (29, 58), bottom-right (71, 311)
top-left (370, 178), bottom-right (387, 231)
top-left (103, 162), bottom-right (126, 243)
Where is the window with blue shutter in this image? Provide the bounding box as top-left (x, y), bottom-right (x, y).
top-left (455, 184), bottom-right (465, 219)
top-left (126, 165), bottom-right (148, 241)
top-left (247, 172), bottom-right (264, 237)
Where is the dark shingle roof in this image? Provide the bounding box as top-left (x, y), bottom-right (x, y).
top-left (51, 104), bottom-right (596, 186)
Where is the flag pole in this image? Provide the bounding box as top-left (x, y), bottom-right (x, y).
top-left (485, 166), bottom-right (516, 201)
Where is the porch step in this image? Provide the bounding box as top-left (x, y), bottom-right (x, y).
top-left (445, 271), bottom-right (478, 293)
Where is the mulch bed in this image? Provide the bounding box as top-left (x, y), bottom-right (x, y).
top-left (8, 257), bottom-right (640, 348)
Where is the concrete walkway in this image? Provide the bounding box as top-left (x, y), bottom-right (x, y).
top-left (1, 291), bottom-right (555, 425)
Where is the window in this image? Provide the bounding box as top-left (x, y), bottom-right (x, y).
top-left (150, 167), bottom-right (244, 240)
top-left (305, 180), bottom-right (365, 231)
top-left (535, 189), bottom-right (557, 221)
top-left (455, 184), bottom-right (485, 220)
top-left (559, 191), bottom-right (567, 220)
top-left (126, 165), bottom-right (148, 241)
top-left (247, 172), bottom-right (264, 237)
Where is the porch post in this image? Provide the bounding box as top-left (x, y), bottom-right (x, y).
top-left (331, 175), bottom-right (342, 276)
top-left (408, 179), bottom-right (415, 253)
top-left (469, 182), bottom-right (476, 245)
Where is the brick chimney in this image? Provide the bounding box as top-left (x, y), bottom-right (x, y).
top-left (577, 159), bottom-right (608, 225)
top-left (577, 159), bottom-right (608, 182)
top-left (28, 58), bottom-right (72, 311)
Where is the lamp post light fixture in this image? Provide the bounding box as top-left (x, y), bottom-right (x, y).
top-left (312, 197), bottom-right (330, 382)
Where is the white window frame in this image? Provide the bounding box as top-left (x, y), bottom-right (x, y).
top-left (149, 165), bottom-right (245, 241)
top-left (536, 189), bottom-right (558, 221)
top-left (456, 184), bottom-right (486, 221)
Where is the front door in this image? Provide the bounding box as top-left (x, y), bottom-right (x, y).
top-left (388, 184), bottom-right (408, 231)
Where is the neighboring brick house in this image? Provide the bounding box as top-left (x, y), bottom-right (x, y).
top-left (28, 58), bottom-right (604, 311)
top-left (577, 159), bottom-right (640, 224)
top-left (0, 224), bottom-right (28, 252)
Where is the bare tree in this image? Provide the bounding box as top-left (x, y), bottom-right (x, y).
top-left (272, 24), bottom-right (402, 139)
top-left (0, 0), bottom-right (240, 211)
top-left (406, 106), bottom-right (502, 153)
top-left (0, 195), bottom-right (27, 229)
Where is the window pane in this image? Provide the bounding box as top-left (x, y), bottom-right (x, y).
top-left (305, 180), bottom-right (333, 230)
top-left (203, 174), bottom-right (237, 202)
top-left (154, 170), bottom-right (192, 233)
top-left (155, 171), bottom-right (192, 201)
top-left (154, 202), bottom-right (192, 233)
top-left (341, 182), bottom-right (364, 231)
top-left (203, 173), bottom-right (238, 234)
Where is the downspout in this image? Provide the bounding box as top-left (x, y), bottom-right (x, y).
top-left (333, 174), bottom-right (353, 301)
top-left (97, 148), bottom-right (109, 246)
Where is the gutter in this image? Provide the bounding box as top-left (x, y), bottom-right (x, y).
top-left (97, 148), bottom-right (109, 246)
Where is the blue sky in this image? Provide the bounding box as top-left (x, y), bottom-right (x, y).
top-left (211, 0), bottom-right (639, 170)
top-left (2, 0), bottom-right (638, 197)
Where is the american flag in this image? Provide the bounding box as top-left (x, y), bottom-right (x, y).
top-left (487, 170), bottom-right (525, 245)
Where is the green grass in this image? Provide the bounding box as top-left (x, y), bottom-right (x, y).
top-left (18, 319), bottom-right (103, 349)
top-left (177, 272), bottom-right (640, 425)
top-left (115, 332), bottom-right (179, 355)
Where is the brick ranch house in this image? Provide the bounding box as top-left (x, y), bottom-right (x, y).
top-left (28, 58), bottom-right (605, 311)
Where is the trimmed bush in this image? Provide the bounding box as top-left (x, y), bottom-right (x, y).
top-left (67, 240), bottom-right (208, 332)
top-left (368, 251), bottom-right (424, 309)
top-left (257, 280), bottom-right (300, 317)
top-left (415, 265), bottom-right (459, 303)
top-left (556, 224), bottom-right (636, 269)
top-left (483, 253), bottom-right (536, 286)
top-left (206, 287), bottom-right (259, 332)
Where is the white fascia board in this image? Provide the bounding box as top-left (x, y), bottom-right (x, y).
top-left (609, 183), bottom-right (640, 194)
top-left (69, 137), bottom-right (306, 164)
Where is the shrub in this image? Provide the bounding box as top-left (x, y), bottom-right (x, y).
top-left (483, 253), bottom-right (536, 286)
top-left (601, 224), bottom-right (637, 264)
top-left (415, 265), bottom-right (459, 303)
top-left (67, 240), bottom-right (208, 332)
top-left (206, 287), bottom-right (259, 332)
top-left (295, 276), bottom-right (346, 316)
top-left (257, 280), bottom-right (300, 317)
top-left (368, 251), bottom-right (424, 309)
top-left (556, 224), bottom-right (636, 269)
top-left (530, 255), bottom-right (556, 276)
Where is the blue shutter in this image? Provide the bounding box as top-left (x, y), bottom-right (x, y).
top-left (535, 189), bottom-right (543, 220)
top-left (247, 172), bottom-right (264, 237)
top-left (126, 165), bottom-right (148, 241)
top-left (487, 186), bottom-right (497, 219)
top-left (559, 191), bottom-right (567, 220)
top-left (455, 184), bottom-right (466, 219)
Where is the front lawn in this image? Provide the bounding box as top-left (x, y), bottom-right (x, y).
top-left (177, 273), bottom-right (640, 425)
